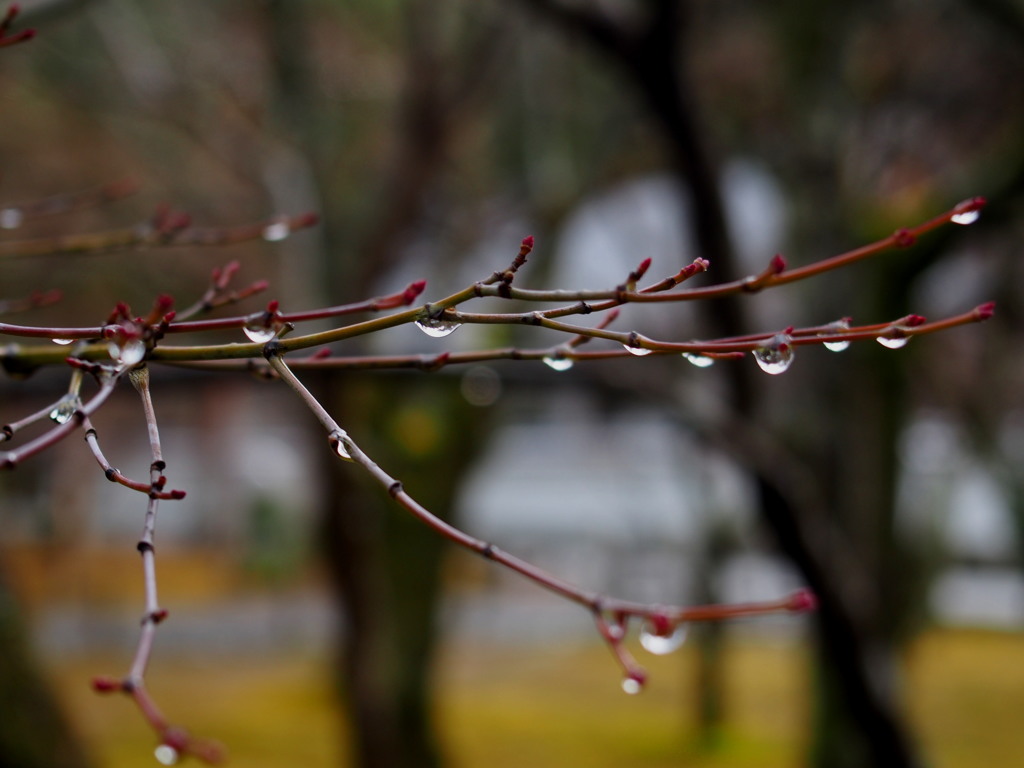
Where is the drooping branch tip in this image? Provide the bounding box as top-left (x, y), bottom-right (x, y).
top-left (975, 301), bottom-right (996, 320)
top-left (786, 588), bottom-right (818, 612)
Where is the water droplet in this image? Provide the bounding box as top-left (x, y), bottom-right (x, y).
top-left (0, 208), bottom-right (23, 229)
top-left (951, 210), bottom-right (980, 226)
top-left (329, 431), bottom-right (353, 461)
top-left (621, 676), bottom-right (644, 695)
top-left (243, 323), bottom-right (278, 343)
top-left (819, 319), bottom-right (851, 352)
top-left (51, 338), bottom-right (75, 346)
top-left (262, 221), bottom-right (291, 242)
top-left (154, 744), bottom-right (179, 765)
top-left (752, 334), bottom-right (795, 374)
top-left (876, 335), bottom-right (909, 349)
top-left (542, 354), bottom-right (574, 372)
top-left (108, 339), bottom-right (146, 366)
top-left (622, 344), bottom-right (652, 356)
top-left (639, 621), bottom-right (688, 655)
top-left (415, 315), bottom-right (459, 338)
top-left (49, 399), bottom-right (76, 424)
top-left (682, 352), bottom-right (714, 368)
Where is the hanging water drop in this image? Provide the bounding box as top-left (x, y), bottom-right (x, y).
top-left (752, 334), bottom-right (795, 374)
top-left (621, 676), bottom-right (644, 695)
top-left (262, 221), bottom-right (291, 242)
top-left (49, 399), bottom-right (76, 425)
top-left (0, 208), bottom-right (23, 229)
top-left (542, 354), bottom-right (574, 372)
top-left (682, 352), bottom-right (714, 368)
top-left (415, 315), bottom-right (459, 338)
top-left (876, 335), bottom-right (909, 349)
top-left (51, 338), bottom-right (75, 346)
top-left (819, 319), bottom-right (851, 352)
top-left (109, 339), bottom-right (146, 366)
top-left (329, 431), bottom-right (353, 461)
top-left (622, 344), bottom-right (652, 356)
top-left (243, 323), bottom-right (278, 343)
top-left (154, 744), bottom-right (179, 766)
top-left (639, 621), bottom-right (688, 655)
top-left (951, 210), bottom-right (980, 226)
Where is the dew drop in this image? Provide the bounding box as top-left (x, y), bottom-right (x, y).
top-left (51, 338), bottom-right (75, 346)
top-left (951, 210), bottom-right (980, 226)
top-left (109, 339), bottom-right (146, 366)
top-left (752, 334), bottom-right (795, 374)
top-left (542, 354), bottom-right (574, 372)
top-left (682, 352), bottom-right (714, 368)
top-left (415, 316), bottom-right (459, 338)
top-left (876, 335), bottom-right (909, 349)
top-left (639, 621), bottom-right (688, 655)
top-left (819, 319), bottom-right (851, 352)
top-left (262, 221), bottom-right (291, 242)
top-left (243, 323), bottom-right (278, 343)
top-left (154, 744), bottom-right (179, 766)
top-left (329, 431), bottom-right (353, 461)
top-left (0, 208), bottom-right (23, 229)
top-left (622, 344), bottom-right (652, 356)
top-left (621, 676), bottom-right (644, 695)
top-left (49, 399), bottom-right (76, 425)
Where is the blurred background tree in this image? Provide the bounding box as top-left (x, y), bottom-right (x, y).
top-left (1, 1), bottom-right (1021, 767)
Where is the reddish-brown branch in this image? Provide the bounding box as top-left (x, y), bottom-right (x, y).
top-left (0, 211), bottom-right (318, 260)
top-left (0, 179), bottom-right (139, 228)
top-left (81, 416), bottom-right (185, 499)
top-left (266, 352), bottom-right (814, 690)
top-left (0, 289), bottom-right (62, 315)
top-left (0, 375), bottom-right (118, 468)
top-left (87, 365), bottom-right (222, 763)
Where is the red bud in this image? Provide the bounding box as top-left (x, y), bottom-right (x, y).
top-left (403, 280), bottom-right (427, 303)
top-left (893, 229), bottom-right (916, 248)
top-left (975, 301), bottom-right (996, 320)
top-left (91, 676), bottom-right (122, 693)
top-left (647, 612), bottom-right (672, 636)
top-left (787, 588), bottom-right (818, 612)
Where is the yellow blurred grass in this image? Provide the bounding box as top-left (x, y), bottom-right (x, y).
top-left (46, 627), bottom-right (1024, 768)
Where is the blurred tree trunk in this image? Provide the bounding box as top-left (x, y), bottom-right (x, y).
top-left (515, 2), bottom-right (926, 766)
top-left (264, 4), bottom-right (502, 766)
top-left (317, 375), bottom-right (490, 768)
top-left (0, 565), bottom-right (93, 768)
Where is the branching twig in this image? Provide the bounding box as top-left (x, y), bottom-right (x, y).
top-left (0, 196), bottom-right (994, 747)
top-left (90, 366), bottom-right (223, 765)
top-left (265, 351), bottom-right (815, 690)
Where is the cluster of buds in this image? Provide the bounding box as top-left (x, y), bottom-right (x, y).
top-left (102, 296), bottom-right (176, 367)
